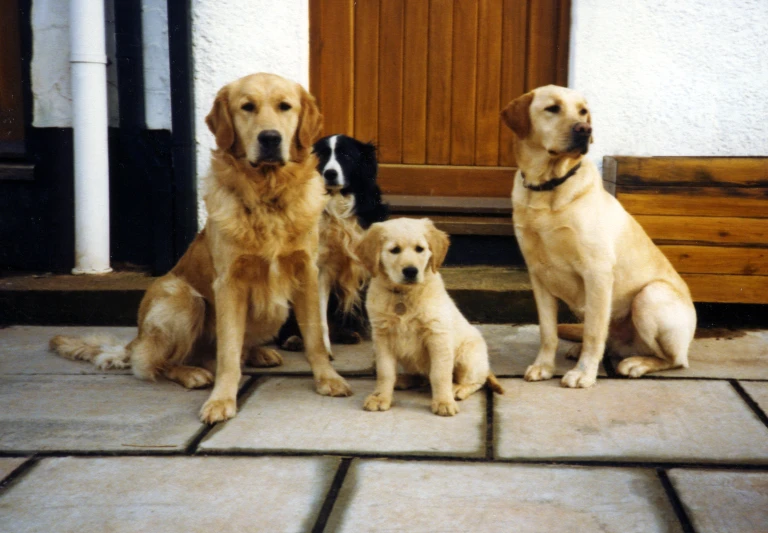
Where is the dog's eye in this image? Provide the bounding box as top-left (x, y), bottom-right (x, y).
top-left (279, 102), bottom-right (292, 111)
top-left (390, 246), bottom-right (401, 254)
top-left (415, 246), bottom-right (424, 253)
top-left (580, 108), bottom-right (588, 116)
top-left (241, 102), bottom-right (255, 112)
top-left (545, 105), bottom-right (560, 113)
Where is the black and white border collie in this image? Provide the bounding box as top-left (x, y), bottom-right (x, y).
top-left (278, 134), bottom-right (388, 352)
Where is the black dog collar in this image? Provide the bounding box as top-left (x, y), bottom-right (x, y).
top-left (521, 162), bottom-right (582, 192)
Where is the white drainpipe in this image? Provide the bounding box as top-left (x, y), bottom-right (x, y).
top-left (70, 0), bottom-right (112, 274)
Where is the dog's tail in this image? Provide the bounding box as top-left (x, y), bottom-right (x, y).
top-left (486, 373), bottom-right (504, 395)
top-left (49, 334), bottom-right (131, 370)
top-left (557, 323), bottom-right (584, 342)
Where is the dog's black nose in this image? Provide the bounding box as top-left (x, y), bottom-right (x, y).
top-left (573, 122), bottom-right (592, 138)
top-left (258, 129), bottom-right (282, 149)
top-left (402, 266), bottom-right (418, 280)
top-left (324, 169), bottom-right (339, 185)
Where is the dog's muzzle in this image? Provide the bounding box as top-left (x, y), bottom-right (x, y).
top-left (252, 129), bottom-right (284, 166)
top-left (568, 122), bottom-right (592, 154)
top-left (401, 266), bottom-right (418, 283)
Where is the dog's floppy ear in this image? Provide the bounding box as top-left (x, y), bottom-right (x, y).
top-left (356, 223), bottom-right (384, 276)
top-left (500, 91), bottom-right (534, 139)
top-left (296, 85), bottom-right (323, 154)
top-left (205, 86), bottom-right (235, 151)
top-left (424, 219), bottom-right (450, 273)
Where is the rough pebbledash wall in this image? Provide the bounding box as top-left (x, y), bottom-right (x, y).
top-left (192, 0), bottom-right (310, 226)
top-left (569, 0), bottom-right (768, 170)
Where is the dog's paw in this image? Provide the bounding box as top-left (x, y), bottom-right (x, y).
top-left (315, 375), bottom-right (353, 397)
top-left (565, 344), bottom-right (582, 361)
top-left (453, 383), bottom-right (482, 400)
top-left (431, 399), bottom-right (459, 416)
top-left (363, 392), bottom-right (392, 411)
top-left (169, 366), bottom-right (214, 389)
top-left (249, 347), bottom-right (283, 368)
top-left (561, 369), bottom-right (597, 388)
top-left (617, 357), bottom-right (653, 378)
top-left (280, 335), bottom-right (304, 352)
top-left (199, 397), bottom-right (236, 424)
top-left (524, 363), bottom-right (554, 382)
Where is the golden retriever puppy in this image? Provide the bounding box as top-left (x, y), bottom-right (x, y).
top-left (51, 73), bottom-right (351, 423)
top-left (357, 218), bottom-right (503, 416)
top-left (501, 85), bottom-right (696, 388)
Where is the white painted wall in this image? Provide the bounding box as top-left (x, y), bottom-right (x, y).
top-left (191, 0), bottom-right (310, 226)
top-left (569, 0), bottom-right (768, 170)
top-left (31, 0), bottom-right (171, 130)
top-left (32, 0), bottom-right (119, 128)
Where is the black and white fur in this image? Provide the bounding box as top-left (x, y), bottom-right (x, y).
top-left (277, 134), bottom-right (388, 352)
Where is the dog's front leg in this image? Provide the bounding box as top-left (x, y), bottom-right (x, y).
top-left (525, 274), bottom-right (559, 381)
top-left (562, 271), bottom-right (613, 388)
top-left (293, 254), bottom-right (352, 397)
top-left (318, 268), bottom-right (333, 356)
top-left (426, 334), bottom-right (458, 416)
top-left (200, 277), bottom-right (247, 423)
top-left (363, 334), bottom-right (397, 412)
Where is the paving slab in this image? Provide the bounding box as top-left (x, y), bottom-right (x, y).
top-left (327, 460), bottom-right (681, 533)
top-left (0, 456), bottom-right (338, 533)
top-left (479, 324), bottom-right (604, 377)
top-left (740, 381), bottom-right (768, 414)
top-left (0, 458), bottom-right (27, 482)
top-left (610, 329), bottom-right (768, 379)
top-left (200, 377), bottom-right (486, 457)
top-left (244, 341), bottom-right (375, 375)
top-left (0, 325), bottom-right (135, 375)
top-left (495, 379), bottom-right (768, 463)
top-left (668, 469), bottom-right (768, 533)
top-left (0, 375), bottom-right (211, 453)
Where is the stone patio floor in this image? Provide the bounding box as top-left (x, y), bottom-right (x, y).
top-left (1, 324), bottom-right (767, 532)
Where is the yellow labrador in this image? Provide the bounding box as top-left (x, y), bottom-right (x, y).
top-left (501, 85), bottom-right (696, 388)
top-left (357, 218), bottom-right (503, 416)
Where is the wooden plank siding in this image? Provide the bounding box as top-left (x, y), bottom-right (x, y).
top-left (310, 0), bottom-right (571, 199)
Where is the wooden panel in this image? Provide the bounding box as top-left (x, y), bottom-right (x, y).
top-left (618, 187), bottom-right (768, 218)
top-left (635, 215), bottom-right (768, 246)
top-left (474, 0), bottom-right (503, 166)
top-left (378, 0), bottom-right (405, 162)
top-left (402, 0), bottom-right (429, 164)
top-left (682, 274), bottom-right (768, 304)
top-left (379, 164), bottom-right (515, 197)
top-left (615, 157), bottom-right (768, 187)
top-left (450, 0), bottom-right (479, 165)
top-left (354, 1), bottom-right (380, 144)
top-left (0, 0), bottom-right (24, 144)
top-left (526, 0), bottom-right (558, 90)
top-left (427, 215), bottom-right (515, 235)
top-left (498, 0), bottom-right (528, 166)
top-left (425, 0), bottom-right (453, 164)
top-left (385, 194), bottom-right (512, 215)
top-left (660, 245), bottom-right (768, 276)
top-left (312, 0), bottom-right (354, 136)
top-left (555, 0), bottom-right (571, 86)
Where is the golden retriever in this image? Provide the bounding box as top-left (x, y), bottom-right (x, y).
top-left (501, 84), bottom-right (696, 388)
top-left (357, 218), bottom-right (503, 416)
top-left (50, 73), bottom-right (352, 423)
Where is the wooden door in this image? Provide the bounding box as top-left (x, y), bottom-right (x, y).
top-left (0, 0), bottom-right (25, 155)
top-left (310, 0), bottom-right (570, 200)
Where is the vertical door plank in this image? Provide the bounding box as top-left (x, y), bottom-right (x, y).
top-left (555, 0), bottom-right (571, 86)
top-left (474, 0), bottom-right (503, 166)
top-left (378, 0), bottom-right (405, 163)
top-left (426, 0), bottom-right (454, 164)
top-left (309, 0), bottom-right (323, 101)
top-left (499, 0), bottom-right (528, 166)
top-left (450, 0), bottom-right (479, 165)
top-left (402, 0), bottom-right (429, 164)
top-left (354, 1), bottom-right (380, 144)
top-left (526, 0), bottom-right (558, 90)
top-left (314, 0), bottom-right (355, 136)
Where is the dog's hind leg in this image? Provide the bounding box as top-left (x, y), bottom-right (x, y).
top-left (452, 334), bottom-right (490, 401)
top-left (131, 276), bottom-right (210, 388)
top-left (617, 281), bottom-right (695, 378)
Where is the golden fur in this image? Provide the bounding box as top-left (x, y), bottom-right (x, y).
top-left (501, 85), bottom-right (696, 388)
top-left (51, 73), bottom-right (352, 423)
top-left (358, 218), bottom-right (503, 417)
